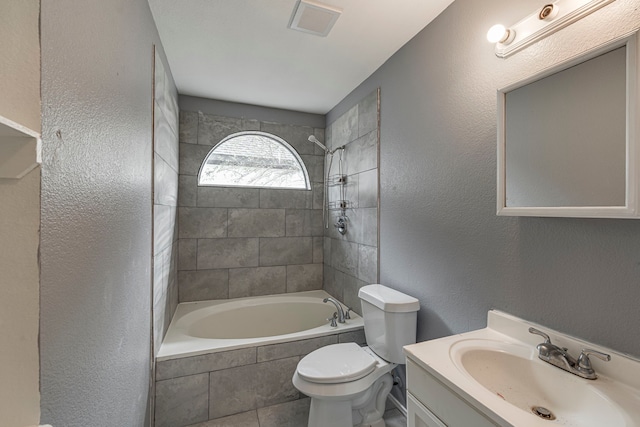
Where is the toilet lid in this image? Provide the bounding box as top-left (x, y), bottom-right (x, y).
top-left (297, 343), bottom-right (377, 384)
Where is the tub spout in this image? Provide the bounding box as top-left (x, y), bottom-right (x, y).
top-left (323, 297), bottom-right (346, 323)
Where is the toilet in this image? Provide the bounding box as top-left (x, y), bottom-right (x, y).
top-left (292, 284), bottom-right (420, 427)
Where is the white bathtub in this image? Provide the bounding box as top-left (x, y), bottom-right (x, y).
top-left (157, 290), bottom-right (364, 361)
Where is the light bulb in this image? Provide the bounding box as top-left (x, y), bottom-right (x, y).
top-left (487, 24), bottom-right (507, 43)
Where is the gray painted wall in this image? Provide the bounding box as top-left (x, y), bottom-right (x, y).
top-left (40, 0), bottom-right (170, 425)
top-left (328, 0), bottom-right (640, 357)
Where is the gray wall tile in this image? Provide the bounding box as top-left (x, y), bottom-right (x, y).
top-left (260, 189), bottom-right (312, 209)
top-left (180, 143), bottom-right (212, 176)
top-left (178, 269), bottom-right (229, 302)
top-left (323, 237), bottom-right (332, 267)
top-left (155, 106), bottom-right (179, 172)
top-left (338, 271), bottom-right (368, 316)
top-left (179, 111), bottom-right (198, 145)
top-left (259, 237), bottom-right (313, 266)
top-left (358, 90), bottom-right (378, 137)
top-left (358, 208), bottom-right (378, 247)
top-left (358, 244), bottom-right (378, 284)
top-left (155, 373), bottom-right (209, 427)
top-left (285, 209), bottom-right (323, 237)
top-left (323, 265), bottom-right (340, 300)
top-left (179, 207), bottom-right (228, 239)
top-left (178, 239), bottom-right (197, 271)
top-left (257, 398), bottom-right (311, 427)
top-left (164, 81), bottom-right (180, 137)
top-left (286, 264), bottom-right (323, 293)
top-left (154, 58), bottom-right (166, 112)
top-left (300, 154), bottom-right (324, 183)
top-left (338, 329), bottom-right (367, 346)
top-left (322, 90), bottom-right (379, 311)
top-left (155, 154), bottom-right (178, 206)
top-left (343, 131), bottom-right (378, 176)
top-left (154, 205), bottom-right (176, 256)
top-left (228, 266), bottom-right (286, 298)
top-left (358, 169), bottom-right (378, 208)
top-left (331, 239), bottom-right (359, 276)
top-left (260, 122), bottom-right (315, 155)
top-left (331, 104), bottom-right (358, 146)
top-left (186, 411), bottom-right (259, 427)
top-left (199, 114), bottom-right (242, 146)
top-left (312, 182), bottom-right (324, 210)
top-left (254, 357), bottom-right (300, 409)
top-left (242, 119), bottom-right (261, 131)
top-left (156, 347), bottom-right (256, 381)
top-left (179, 175), bottom-right (197, 206)
top-left (257, 335), bottom-right (336, 362)
top-left (198, 187), bottom-right (260, 208)
top-left (325, 124), bottom-right (333, 151)
top-left (313, 237), bottom-right (323, 263)
top-left (197, 238), bottom-right (259, 269)
top-left (208, 357), bottom-right (300, 419)
top-left (228, 209), bottom-right (285, 238)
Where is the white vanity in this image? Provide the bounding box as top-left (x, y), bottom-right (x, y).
top-left (403, 310), bottom-right (640, 427)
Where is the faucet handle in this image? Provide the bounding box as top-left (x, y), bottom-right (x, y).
top-left (529, 327), bottom-right (552, 344)
top-left (327, 312), bottom-right (338, 327)
top-left (344, 307), bottom-right (352, 320)
top-left (578, 349), bottom-right (611, 370)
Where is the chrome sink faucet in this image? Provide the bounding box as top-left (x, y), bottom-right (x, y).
top-left (529, 327), bottom-right (610, 380)
top-left (323, 297), bottom-right (346, 323)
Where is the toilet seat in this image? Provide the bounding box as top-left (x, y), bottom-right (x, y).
top-left (297, 343), bottom-right (378, 384)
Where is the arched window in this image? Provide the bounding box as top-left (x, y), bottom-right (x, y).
top-left (198, 131), bottom-right (311, 190)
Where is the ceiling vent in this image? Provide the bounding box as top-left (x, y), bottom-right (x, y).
top-left (288, 0), bottom-right (342, 37)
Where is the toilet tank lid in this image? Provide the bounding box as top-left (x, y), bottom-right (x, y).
top-left (358, 284), bottom-right (420, 313)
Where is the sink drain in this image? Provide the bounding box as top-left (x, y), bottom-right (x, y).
top-left (531, 406), bottom-right (556, 420)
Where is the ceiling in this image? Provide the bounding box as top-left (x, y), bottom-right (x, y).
top-left (148, 0), bottom-right (455, 114)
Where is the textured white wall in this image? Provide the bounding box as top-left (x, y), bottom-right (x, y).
top-left (39, 0), bottom-right (169, 425)
top-left (0, 1), bottom-right (42, 426)
top-left (329, 0), bottom-right (640, 357)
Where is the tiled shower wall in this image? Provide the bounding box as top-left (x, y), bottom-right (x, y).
top-left (323, 89), bottom-right (380, 314)
top-left (176, 111), bottom-right (326, 302)
top-left (153, 49), bottom-right (180, 352)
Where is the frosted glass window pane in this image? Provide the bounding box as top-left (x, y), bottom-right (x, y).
top-left (198, 131), bottom-right (310, 189)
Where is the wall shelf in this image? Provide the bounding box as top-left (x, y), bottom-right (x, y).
top-left (0, 115), bottom-right (41, 179)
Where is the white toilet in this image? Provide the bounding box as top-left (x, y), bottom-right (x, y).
top-left (292, 284), bottom-right (420, 427)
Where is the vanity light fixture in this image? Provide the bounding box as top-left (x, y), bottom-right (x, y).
top-left (489, 0), bottom-right (616, 58)
top-left (486, 24), bottom-right (515, 44)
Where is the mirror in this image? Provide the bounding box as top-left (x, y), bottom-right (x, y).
top-left (497, 31), bottom-right (640, 218)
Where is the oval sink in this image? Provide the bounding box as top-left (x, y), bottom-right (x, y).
top-left (450, 339), bottom-right (633, 426)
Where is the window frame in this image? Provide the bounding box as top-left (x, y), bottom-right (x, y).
top-left (197, 130), bottom-right (312, 190)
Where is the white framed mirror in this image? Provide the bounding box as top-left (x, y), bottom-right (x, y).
top-left (497, 31), bottom-right (640, 218)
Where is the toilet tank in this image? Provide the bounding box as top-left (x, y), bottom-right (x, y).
top-left (358, 284), bottom-right (420, 364)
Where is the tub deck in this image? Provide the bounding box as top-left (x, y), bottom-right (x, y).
top-left (157, 290), bottom-right (363, 361)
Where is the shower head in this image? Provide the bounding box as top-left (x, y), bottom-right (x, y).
top-left (308, 135), bottom-right (328, 153)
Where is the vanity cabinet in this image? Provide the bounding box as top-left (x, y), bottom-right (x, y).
top-left (406, 359), bottom-right (499, 427)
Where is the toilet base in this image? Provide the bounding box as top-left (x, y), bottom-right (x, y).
top-left (306, 372), bottom-right (393, 427)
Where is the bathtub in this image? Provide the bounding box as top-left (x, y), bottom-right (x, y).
top-left (157, 290), bottom-right (364, 361)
